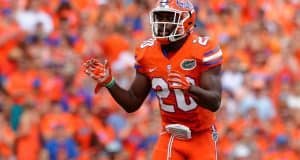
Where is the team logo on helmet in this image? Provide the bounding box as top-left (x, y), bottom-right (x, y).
top-left (181, 59), bottom-right (196, 70)
top-left (176, 0), bottom-right (194, 10)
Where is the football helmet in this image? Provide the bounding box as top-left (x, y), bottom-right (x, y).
top-left (150, 0), bottom-right (196, 44)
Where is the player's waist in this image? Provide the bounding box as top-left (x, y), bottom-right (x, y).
top-left (162, 124), bottom-right (216, 133)
top-left (161, 123), bottom-right (218, 140)
top-left (160, 109), bottom-right (216, 124)
top-left (161, 117), bottom-right (215, 132)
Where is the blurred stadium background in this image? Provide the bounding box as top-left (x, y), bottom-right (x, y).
top-left (0, 0), bottom-right (300, 159)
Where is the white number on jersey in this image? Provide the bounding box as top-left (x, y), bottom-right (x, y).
top-left (140, 38), bottom-right (155, 48)
top-left (197, 36), bottom-right (210, 46)
top-left (152, 77), bottom-right (197, 112)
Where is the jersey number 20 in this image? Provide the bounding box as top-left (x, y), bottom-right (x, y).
top-left (152, 78), bottom-right (197, 112)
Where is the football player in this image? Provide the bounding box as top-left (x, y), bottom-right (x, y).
top-left (83, 0), bottom-right (222, 159)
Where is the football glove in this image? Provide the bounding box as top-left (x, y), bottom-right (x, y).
top-left (83, 58), bottom-right (114, 93)
top-left (167, 71), bottom-right (191, 91)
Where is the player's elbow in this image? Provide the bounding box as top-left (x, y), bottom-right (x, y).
top-left (125, 108), bottom-right (137, 113)
top-left (202, 93), bottom-right (221, 112)
top-left (210, 95), bottom-right (221, 112)
top-left (123, 104), bottom-right (140, 113)
top-left (210, 104), bottom-right (220, 112)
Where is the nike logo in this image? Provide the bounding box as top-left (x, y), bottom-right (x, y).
top-left (148, 67), bottom-right (157, 73)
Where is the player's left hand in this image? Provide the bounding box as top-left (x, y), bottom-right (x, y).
top-left (167, 71), bottom-right (191, 91)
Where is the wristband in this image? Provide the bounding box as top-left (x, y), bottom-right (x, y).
top-left (105, 78), bottom-right (115, 89)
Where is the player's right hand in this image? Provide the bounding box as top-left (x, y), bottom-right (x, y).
top-left (83, 58), bottom-right (114, 93)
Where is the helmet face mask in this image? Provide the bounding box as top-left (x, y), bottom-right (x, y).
top-left (149, 0), bottom-right (195, 44)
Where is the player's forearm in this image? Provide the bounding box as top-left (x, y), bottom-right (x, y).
top-left (188, 86), bottom-right (221, 112)
top-left (106, 83), bottom-right (143, 113)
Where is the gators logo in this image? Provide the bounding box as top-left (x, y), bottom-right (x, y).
top-left (176, 0), bottom-right (194, 10)
top-left (180, 59), bottom-right (196, 70)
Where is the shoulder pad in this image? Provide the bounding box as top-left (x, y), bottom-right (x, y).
top-left (135, 38), bottom-right (156, 61)
top-left (192, 36), bottom-right (211, 46)
top-left (140, 38), bottom-right (156, 49)
top-left (192, 36), bottom-right (219, 50)
top-left (191, 35), bottom-right (221, 60)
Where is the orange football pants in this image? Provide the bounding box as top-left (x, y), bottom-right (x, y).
top-left (152, 126), bottom-right (218, 160)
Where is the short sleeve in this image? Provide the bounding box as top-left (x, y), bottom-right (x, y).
top-left (134, 38), bottom-right (156, 75)
top-left (134, 46), bottom-right (147, 74)
top-left (197, 37), bottom-right (223, 71)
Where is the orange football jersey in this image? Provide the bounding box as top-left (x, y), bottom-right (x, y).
top-left (135, 33), bottom-right (223, 132)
